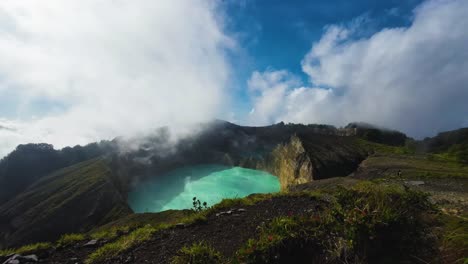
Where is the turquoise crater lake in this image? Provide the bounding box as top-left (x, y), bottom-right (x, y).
top-left (128, 164), bottom-right (280, 213)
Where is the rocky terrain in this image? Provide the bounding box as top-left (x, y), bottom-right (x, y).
top-left (0, 121), bottom-right (371, 248)
top-left (0, 121), bottom-right (466, 263)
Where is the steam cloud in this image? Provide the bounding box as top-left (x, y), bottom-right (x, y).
top-left (0, 0), bottom-right (233, 157)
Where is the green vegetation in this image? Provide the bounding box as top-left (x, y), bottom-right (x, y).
top-left (362, 154), bottom-right (468, 179)
top-left (356, 139), bottom-right (415, 155)
top-left (90, 226), bottom-right (131, 241)
top-left (90, 210), bottom-right (190, 240)
top-left (0, 242), bottom-right (52, 257)
top-left (345, 122), bottom-right (408, 146)
top-left (197, 191), bottom-right (322, 219)
top-left (438, 214), bottom-right (468, 263)
top-left (448, 143), bottom-right (468, 164)
top-left (171, 242), bottom-right (223, 264)
top-left (83, 191), bottom-right (323, 263)
top-left (2, 181), bottom-right (465, 263)
top-left (56, 233), bottom-right (86, 247)
top-left (235, 182), bottom-right (435, 263)
top-left (0, 142), bottom-right (107, 205)
top-left (0, 158), bottom-right (131, 248)
top-left (192, 197), bottom-right (208, 212)
top-left (86, 224), bottom-right (165, 264)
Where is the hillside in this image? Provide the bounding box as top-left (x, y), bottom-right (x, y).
top-left (0, 121), bottom-right (466, 263)
top-left (0, 159), bottom-right (131, 248)
top-left (0, 142), bottom-right (113, 205)
top-left (1, 178), bottom-right (466, 264)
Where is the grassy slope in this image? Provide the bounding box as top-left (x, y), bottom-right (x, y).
top-left (351, 141), bottom-right (468, 214)
top-left (93, 210), bottom-right (190, 229)
top-left (1, 180), bottom-right (466, 263)
top-left (88, 182), bottom-right (460, 263)
top-left (357, 154), bottom-right (468, 179)
top-left (1, 138), bottom-right (467, 263)
top-left (0, 158), bottom-right (131, 248)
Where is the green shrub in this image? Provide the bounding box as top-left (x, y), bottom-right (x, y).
top-left (192, 197), bottom-right (208, 212)
top-left (56, 233), bottom-right (86, 247)
top-left (90, 225), bottom-right (131, 240)
top-left (236, 182), bottom-right (435, 263)
top-left (236, 215), bottom-right (338, 263)
top-left (171, 242), bottom-right (223, 264)
top-left (439, 214), bottom-right (468, 263)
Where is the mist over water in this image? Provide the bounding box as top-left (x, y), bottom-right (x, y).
top-left (128, 164), bottom-right (280, 213)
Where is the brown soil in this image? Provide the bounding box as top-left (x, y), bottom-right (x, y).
top-left (41, 195), bottom-right (323, 264)
top-left (108, 195), bottom-right (323, 264)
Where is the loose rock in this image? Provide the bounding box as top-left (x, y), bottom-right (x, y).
top-left (83, 239), bottom-right (99, 247)
top-left (2, 254), bottom-right (38, 264)
top-left (405, 181), bottom-right (425, 186)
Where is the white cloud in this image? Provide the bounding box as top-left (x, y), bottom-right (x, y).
top-left (248, 0), bottom-right (468, 137)
top-left (0, 0), bottom-right (233, 157)
top-left (247, 70), bottom-right (334, 126)
top-left (247, 70), bottom-right (302, 125)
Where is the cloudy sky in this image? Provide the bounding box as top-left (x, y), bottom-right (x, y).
top-left (0, 0), bottom-right (467, 156)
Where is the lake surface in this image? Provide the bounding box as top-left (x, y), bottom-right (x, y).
top-left (128, 164), bottom-right (280, 213)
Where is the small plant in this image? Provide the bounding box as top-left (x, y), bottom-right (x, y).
top-left (192, 197), bottom-right (208, 212)
top-left (171, 242), bottom-right (223, 264)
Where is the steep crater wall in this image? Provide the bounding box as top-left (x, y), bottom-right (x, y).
top-left (120, 132), bottom-right (368, 192)
top-left (229, 135), bottom-right (367, 190)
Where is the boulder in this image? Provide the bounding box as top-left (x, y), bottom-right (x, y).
top-left (2, 254), bottom-right (38, 264)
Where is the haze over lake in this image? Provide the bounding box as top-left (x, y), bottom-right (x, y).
top-left (128, 164), bottom-right (280, 213)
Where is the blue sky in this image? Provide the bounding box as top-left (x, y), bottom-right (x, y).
top-left (0, 0), bottom-right (467, 156)
top-left (223, 0), bottom-right (424, 117)
top-left (227, 0), bottom-right (422, 72)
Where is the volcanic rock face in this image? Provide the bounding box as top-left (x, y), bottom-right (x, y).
top-left (271, 135), bottom-right (313, 190)
top-left (266, 134), bottom-right (368, 190)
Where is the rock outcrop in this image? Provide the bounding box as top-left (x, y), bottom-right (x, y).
top-left (271, 135), bottom-right (313, 190)
top-left (268, 134), bottom-right (367, 190)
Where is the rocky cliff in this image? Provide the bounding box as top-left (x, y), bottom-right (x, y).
top-left (271, 135), bottom-right (313, 190)
top-left (268, 134), bottom-right (367, 190)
